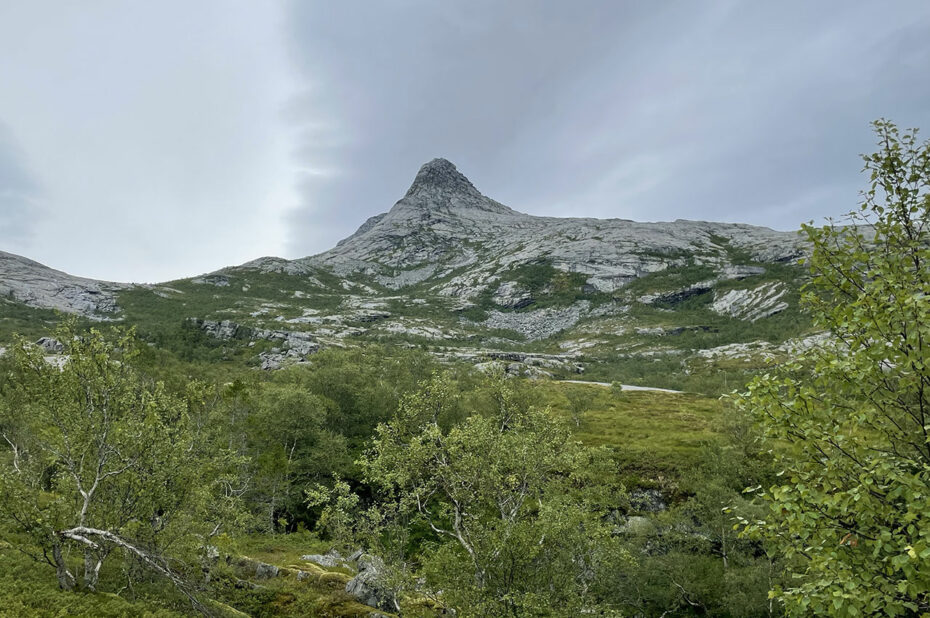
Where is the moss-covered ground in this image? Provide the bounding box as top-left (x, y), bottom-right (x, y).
top-left (538, 382), bottom-right (725, 482)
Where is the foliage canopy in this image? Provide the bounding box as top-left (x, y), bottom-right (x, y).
top-left (737, 120), bottom-right (930, 616)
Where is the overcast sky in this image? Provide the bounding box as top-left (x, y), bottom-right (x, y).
top-left (1, 1), bottom-right (928, 282)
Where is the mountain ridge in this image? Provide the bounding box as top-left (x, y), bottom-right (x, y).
top-left (0, 250), bottom-right (124, 316)
top-left (299, 158), bottom-right (803, 296)
top-left (0, 158), bottom-right (804, 298)
top-left (0, 157), bottom-right (815, 385)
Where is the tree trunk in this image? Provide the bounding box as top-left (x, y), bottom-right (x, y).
top-left (53, 543), bottom-right (75, 591)
top-left (83, 549), bottom-right (102, 591)
top-left (269, 484), bottom-right (278, 533)
top-left (721, 525), bottom-right (728, 570)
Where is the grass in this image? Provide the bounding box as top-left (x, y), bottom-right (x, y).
top-left (0, 540), bottom-right (190, 617)
top-left (620, 262), bottom-right (718, 298)
top-left (538, 382), bottom-right (725, 482)
top-left (0, 530), bottom-right (393, 618)
top-left (0, 299), bottom-right (72, 342)
top-left (577, 390), bottom-right (722, 472)
top-left (219, 531), bottom-right (331, 568)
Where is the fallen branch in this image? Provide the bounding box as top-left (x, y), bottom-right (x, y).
top-left (58, 526), bottom-right (207, 614)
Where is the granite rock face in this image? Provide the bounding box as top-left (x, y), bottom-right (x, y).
top-left (298, 158), bottom-right (804, 299)
top-left (236, 256), bottom-right (319, 276)
top-left (0, 159), bottom-right (803, 319)
top-left (190, 318), bottom-right (320, 359)
top-left (711, 282), bottom-right (789, 321)
top-left (477, 302), bottom-right (591, 341)
top-left (491, 281), bottom-right (534, 309)
top-left (0, 251), bottom-right (124, 317)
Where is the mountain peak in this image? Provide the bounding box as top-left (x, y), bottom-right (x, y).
top-left (404, 158), bottom-right (482, 199)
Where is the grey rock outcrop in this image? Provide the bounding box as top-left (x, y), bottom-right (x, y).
top-left (638, 280), bottom-right (716, 306)
top-left (347, 549), bottom-right (364, 562)
top-left (630, 489), bottom-right (667, 513)
top-left (191, 274), bottom-right (230, 287)
top-left (35, 337), bottom-right (64, 354)
top-left (711, 282), bottom-right (789, 321)
top-left (236, 256), bottom-right (318, 276)
top-left (0, 251), bottom-right (124, 317)
top-left (436, 348), bottom-right (584, 375)
top-left (254, 562), bottom-right (280, 579)
top-left (696, 332), bottom-right (831, 361)
top-left (190, 318), bottom-right (320, 363)
top-left (194, 319), bottom-right (246, 340)
top-left (477, 302), bottom-right (591, 341)
top-left (491, 281), bottom-right (534, 309)
top-left (636, 266), bottom-right (769, 306)
top-left (301, 549), bottom-right (351, 569)
top-left (344, 554), bottom-right (398, 612)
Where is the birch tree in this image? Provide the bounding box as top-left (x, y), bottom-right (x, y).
top-left (737, 121), bottom-right (930, 616)
top-left (0, 323), bottom-right (227, 608)
top-left (360, 372), bottom-right (629, 615)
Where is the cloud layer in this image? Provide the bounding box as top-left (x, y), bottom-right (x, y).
top-left (0, 123), bottom-right (42, 250)
top-left (0, 1), bottom-right (297, 281)
top-left (0, 1), bottom-right (928, 281)
top-left (284, 1), bottom-right (930, 256)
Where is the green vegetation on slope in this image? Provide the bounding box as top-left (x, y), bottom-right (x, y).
top-left (0, 298), bottom-right (73, 341)
top-left (545, 384), bottom-right (724, 477)
top-left (0, 122), bottom-right (918, 617)
top-left (0, 543), bottom-right (188, 617)
top-left (0, 320), bottom-right (768, 616)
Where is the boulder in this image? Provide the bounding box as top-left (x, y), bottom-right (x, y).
top-left (301, 548), bottom-right (349, 569)
top-left (491, 281), bottom-right (534, 309)
top-left (345, 554), bottom-right (398, 612)
top-left (347, 548), bottom-right (364, 562)
top-left (254, 562), bottom-right (280, 579)
top-left (35, 337), bottom-right (64, 353)
top-left (630, 489), bottom-right (667, 513)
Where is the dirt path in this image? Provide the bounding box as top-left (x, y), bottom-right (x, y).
top-left (559, 379), bottom-right (683, 394)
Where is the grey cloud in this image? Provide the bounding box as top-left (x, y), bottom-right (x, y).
top-left (0, 1), bottom-right (295, 282)
top-left (1, 1), bottom-right (928, 280)
top-left (283, 0), bottom-right (930, 259)
top-left (0, 123), bottom-right (42, 247)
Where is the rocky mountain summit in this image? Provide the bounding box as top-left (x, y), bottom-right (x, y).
top-left (302, 158), bottom-right (803, 296)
